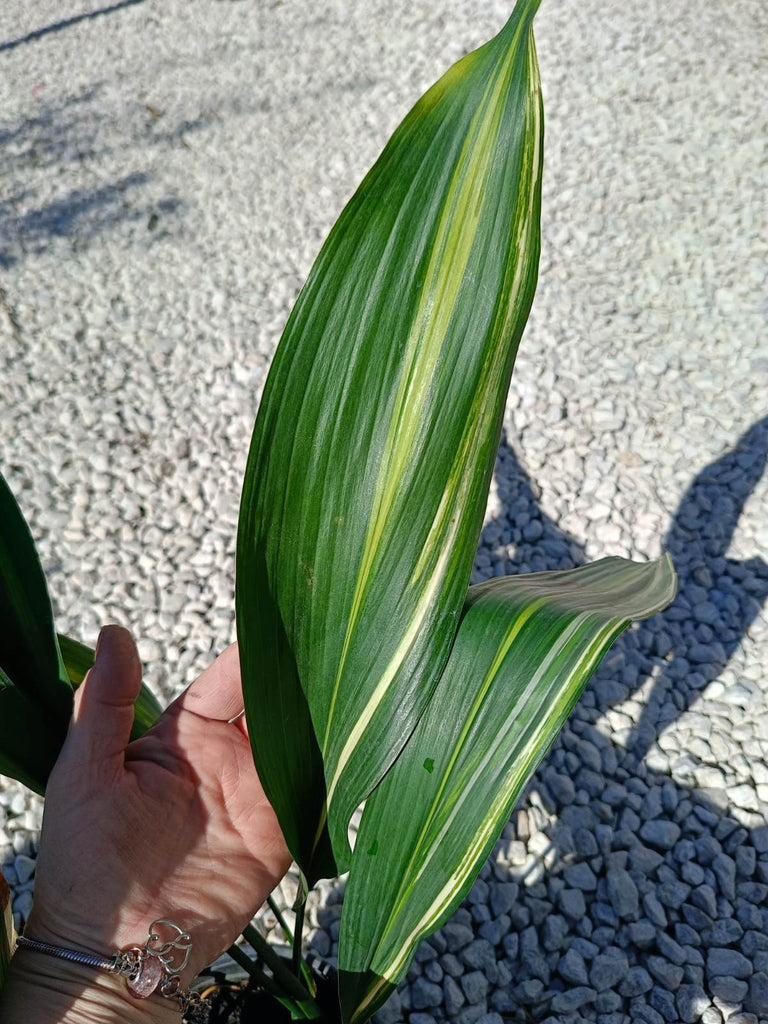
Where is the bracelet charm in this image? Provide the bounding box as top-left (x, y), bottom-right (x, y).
top-left (125, 949), bottom-right (164, 998)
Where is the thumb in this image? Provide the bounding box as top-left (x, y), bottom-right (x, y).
top-left (62, 624), bottom-right (143, 767)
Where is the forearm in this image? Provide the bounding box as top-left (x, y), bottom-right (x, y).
top-left (0, 950), bottom-right (178, 1024)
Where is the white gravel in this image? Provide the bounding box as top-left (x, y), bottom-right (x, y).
top-left (1, 2), bottom-right (766, 1022)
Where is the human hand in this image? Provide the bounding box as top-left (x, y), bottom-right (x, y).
top-left (21, 625), bottom-right (291, 983)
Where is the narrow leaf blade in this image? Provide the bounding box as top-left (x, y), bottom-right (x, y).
top-left (238, 0), bottom-right (544, 872)
top-left (339, 555), bottom-right (677, 1022)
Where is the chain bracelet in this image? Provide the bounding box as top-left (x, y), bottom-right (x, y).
top-left (18, 920), bottom-right (214, 1021)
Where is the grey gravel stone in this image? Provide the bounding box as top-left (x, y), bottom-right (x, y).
top-left (550, 987), bottom-right (597, 1013)
top-left (13, 854), bottom-right (35, 884)
top-left (410, 1014), bottom-right (437, 1024)
top-left (619, 966), bottom-right (653, 997)
top-left (460, 972), bottom-right (489, 1005)
top-left (657, 932), bottom-right (687, 966)
top-left (746, 972), bottom-right (768, 1016)
top-left (703, 919), bottom-right (744, 946)
top-left (444, 976), bottom-right (466, 1015)
top-left (647, 956), bottom-right (684, 991)
top-left (460, 940), bottom-right (495, 977)
top-left (559, 888), bottom-right (587, 921)
top-left (411, 979), bottom-right (443, 1010)
top-left (639, 821), bottom-right (682, 851)
top-left (707, 948), bottom-right (753, 980)
top-left (606, 868), bottom-right (639, 919)
top-left (713, 855), bottom-right (737, 900)
top-left (590, 949), bottom-right (629, 992)
top-left (489, 883), bottom-right (517, 918)
top-left (676, 983), bottom-right (709, 1023)
top-left (564, 862), bottom-right (598, 891)
top-left (559, 947), bottom-right (589, 985)
top-left (441, 923), bottom-right (474, 953)
top-left (633, 1004), bottom-right (665, 1024)
top-left (642, 892), bottom-right (668, 928)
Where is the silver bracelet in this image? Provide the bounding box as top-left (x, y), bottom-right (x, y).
top-left (16, 919), bottom-right (212, 1022)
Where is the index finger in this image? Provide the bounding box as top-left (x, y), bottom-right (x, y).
top-left (165, 642), bottom-right (244, 722)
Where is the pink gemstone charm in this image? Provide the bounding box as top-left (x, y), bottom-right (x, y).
top-left (126, 955), bottom-right (164, 999)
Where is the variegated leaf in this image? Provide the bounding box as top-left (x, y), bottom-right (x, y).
top-left (338, 555), bottom-right (677, 1023)
top-left (237, 0), bottom-right (544, 874)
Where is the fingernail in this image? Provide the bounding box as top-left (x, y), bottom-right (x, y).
top-left (94, 626), bottom-right (108, 661)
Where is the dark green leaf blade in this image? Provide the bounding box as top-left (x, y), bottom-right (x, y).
top-left (0, 472), bottom-right (72, 718)
top-left (238, 0), bottom-right (544, 872)
top-left (0, 666), bottom-right (62, 795)
top-left (338, 555), bottom-right (677, 1022)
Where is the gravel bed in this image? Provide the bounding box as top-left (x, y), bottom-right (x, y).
top-left (1, 2), bottom-right (766, 1023)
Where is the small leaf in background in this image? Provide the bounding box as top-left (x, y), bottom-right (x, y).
top-left (338, 555), bottom-right (677, 1023)
top-left (0, 470), bottom-right (164, 796)
top-left (238, 0), bottom-right (544, 874)
top-left (58, 634), bottom-right (162, 740)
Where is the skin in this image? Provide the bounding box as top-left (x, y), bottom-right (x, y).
top-left (0, 625), bottom-right (292, 1023)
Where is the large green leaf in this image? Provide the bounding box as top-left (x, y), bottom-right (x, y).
top-left (57, 634), bottom-right (163, 740)
top-left (0, 472), bottom-right (72, 719)
top-left (338, 555), bottom-right (677, 1022)
top-left (0, 868), bottom-right (13, 992)
top-left (237, 0), bottom-right (544, 873)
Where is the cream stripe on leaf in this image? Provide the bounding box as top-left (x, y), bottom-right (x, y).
top-left (338, 554), bottom-right (677, 1024)
top-left (237, 0), bottom-right (545, 876)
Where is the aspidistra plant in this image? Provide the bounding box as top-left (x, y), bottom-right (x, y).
top-left (236, 1), bottom-right (675, 1021)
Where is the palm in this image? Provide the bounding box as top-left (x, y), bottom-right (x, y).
top-left (28, 631), bottom-right (291, 978)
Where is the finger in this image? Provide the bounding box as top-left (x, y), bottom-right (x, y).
top-left (165, 643), bottom-right (243, 722)
top-left (63, 625), bottom-right (143, 765)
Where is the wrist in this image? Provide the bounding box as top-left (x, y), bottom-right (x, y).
top-left (2, 947), bottom-right (179, 1024)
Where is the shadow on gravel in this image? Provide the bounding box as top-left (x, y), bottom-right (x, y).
top-left (0, 86), bottom-right (191, 268)
top-left (0, 176), bottom-right (182, 269)
top-left (0, 0), bottom-right (145, 54)
top-left (310, 417), bottom-right (768, 1024)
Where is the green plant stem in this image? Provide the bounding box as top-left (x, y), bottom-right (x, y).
top-left (228, 943), bottom-right (311, 1018)
top-left (292, 898), bottom-right (306, 978)
top-left (266, 895), bottom-right (316, 993)
top-left (267, 894), bottom-right (294, 945)
top-left (241, 923), bottom-right (315, 1004)
top-left (226, 943), bottom-right (281, 995)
